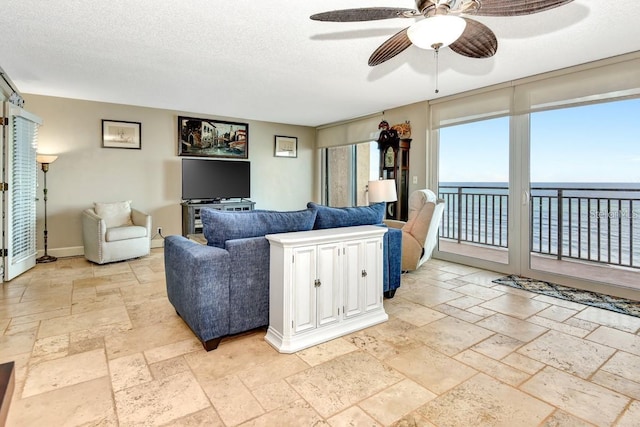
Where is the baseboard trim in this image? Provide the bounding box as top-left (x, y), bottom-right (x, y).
top-left (37, 238), bottom-right (165, 259)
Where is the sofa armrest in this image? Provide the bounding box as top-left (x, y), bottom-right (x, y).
top-left (383, 227), bottom-right (403, 294)
top-left (225, 237), bottom-right (271, 333)
top-left (164, 235), bottom-right (231, 343)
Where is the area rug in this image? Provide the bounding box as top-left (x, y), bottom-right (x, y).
top-left (492, 275), bottom-right (640, 319)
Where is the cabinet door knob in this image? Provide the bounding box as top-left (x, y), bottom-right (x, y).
top-left (314, 279), bottom-right (321, 287)
top-left (361, 270), bottom-right (367, 277)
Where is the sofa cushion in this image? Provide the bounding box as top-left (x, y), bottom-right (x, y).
top-left (307, 202), bottom-right (385, 229)
top-left (94, 200), bottom-right (133, 228)
top-left (201, 208), bottom-right (317, 248)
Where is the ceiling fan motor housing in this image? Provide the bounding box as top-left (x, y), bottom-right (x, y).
top-left (416, 0), bottom-right (436, 14)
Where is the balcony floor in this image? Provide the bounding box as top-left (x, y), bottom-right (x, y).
top-left (439, 239), bottom-right (640, 297)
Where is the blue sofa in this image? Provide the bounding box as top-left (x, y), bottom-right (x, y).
top-left (164, 202), bottom-right (402, 351)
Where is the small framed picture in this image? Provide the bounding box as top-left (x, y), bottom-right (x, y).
top-left (102, 120), bottom-right (141, 149)
top-left (274, 135), bottom-right (298, 158)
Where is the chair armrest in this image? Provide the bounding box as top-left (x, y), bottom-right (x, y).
top-left (131, 209), bottom-right (152, 234)
top-left (384, 219), bottom-right (406, 230)
top-left (401, 230), bottom-right (423, 271)
top-left (82, 209), bottom-right (106, 263)
top-left (82, 208), bottom-right (106, 238)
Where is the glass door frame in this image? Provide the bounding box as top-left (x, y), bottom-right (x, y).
top-left (429, 122), bottom-right (520, 276)
top-left (427, 115), bottom-right (529, 274)
top-left (431, 113), bottom-right (640, 300)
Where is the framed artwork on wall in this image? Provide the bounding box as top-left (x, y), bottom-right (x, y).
top-left (102, 120), bottom-right (141, 149)
top-left (274, 135), bottom-right (297, 158)
top-left (178, 116), bottom-right (249, 159)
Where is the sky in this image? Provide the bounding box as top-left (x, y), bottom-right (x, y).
top-left (439, 97), bottom-right (640, 183)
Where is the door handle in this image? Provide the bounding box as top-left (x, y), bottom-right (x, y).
top-left (522, 190), bottom-right (530, 206)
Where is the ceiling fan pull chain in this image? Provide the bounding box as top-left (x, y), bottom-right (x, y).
top-left (432, 42), bottom-right (442, 94)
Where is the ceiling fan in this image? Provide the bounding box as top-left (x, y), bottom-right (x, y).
top-left (311, 0), bottom-right (575, 66)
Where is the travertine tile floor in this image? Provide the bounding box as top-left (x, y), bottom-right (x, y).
top-left (2, 248), bottom-right (640, 426)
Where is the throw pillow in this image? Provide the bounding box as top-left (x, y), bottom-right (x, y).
top-left (94, 200), bottom-right (134, 228)
top-left (307, 202), bottom-right (385, 229)
top-left (200, 208), bottom-right (318, 248)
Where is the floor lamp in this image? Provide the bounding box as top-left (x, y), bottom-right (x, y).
top-left (36, 154), bottom-right (58, 263)
top-left (367, 179), bottom-right (398, 217)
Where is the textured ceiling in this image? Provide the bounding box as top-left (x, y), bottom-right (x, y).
top-left (2, 1), bottom-right (640, 127)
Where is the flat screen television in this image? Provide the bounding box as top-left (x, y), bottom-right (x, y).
top-left (181, 158), bottom-right (250, 201)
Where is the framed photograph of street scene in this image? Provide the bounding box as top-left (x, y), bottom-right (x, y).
top-left (178, 116), bottom-right (248, 159)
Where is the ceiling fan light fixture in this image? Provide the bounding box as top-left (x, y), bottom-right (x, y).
top-left (407, 15), bottom-right (467, 50)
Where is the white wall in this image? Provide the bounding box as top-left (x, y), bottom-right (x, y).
top-left (24, 94), bottom-right (317, 257)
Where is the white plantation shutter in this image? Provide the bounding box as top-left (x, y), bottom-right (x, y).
top-left (3, 103), bottom-right (41, 281)
top-left (11, 116), bottom-right (38, 260)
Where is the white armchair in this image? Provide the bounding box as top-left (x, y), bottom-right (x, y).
top-left (82, 200), bottom-right (151, 264)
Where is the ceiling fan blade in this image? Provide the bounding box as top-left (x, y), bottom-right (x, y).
top-left (368, 28), bottom-right (413, 66)
top-left (469, 0), bottom-right (574, 16)
top-left (310, 7), bottom-right (415, 22)
top-left (449, 18), bottom-right (497, 58)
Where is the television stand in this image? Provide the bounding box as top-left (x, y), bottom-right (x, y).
top-left (181, 199), bottom-right (255, 236)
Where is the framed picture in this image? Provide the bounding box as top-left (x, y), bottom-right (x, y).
top-left (102, 120), bottom-right (141, 149)
top-left (178, 116), bottom-right (248, 159)
top-left (274, 135), bottom-right (298, 158)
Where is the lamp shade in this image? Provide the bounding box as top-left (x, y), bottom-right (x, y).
top-left (407, 15), bottom-right (467, 50)
top-left (368, 179), bottom-right (398, 203)
top-left (36, 154), bottom-right (58, 164)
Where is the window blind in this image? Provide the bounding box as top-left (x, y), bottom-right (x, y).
top-left (430, 86), bottom-right (513, 129)
top-left (316, 113), bottom-right (383, 148)
top-left (11, 115), bottom-right (38, 261)
top-left (513, 54), bottom-right (640, 114)
top-left (429, 52), bottom-right (640, 130)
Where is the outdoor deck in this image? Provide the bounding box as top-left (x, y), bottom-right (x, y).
top-left (437, 184), bottom-right (640, 294)
top-left (438, 240), bottom-right (639, 293)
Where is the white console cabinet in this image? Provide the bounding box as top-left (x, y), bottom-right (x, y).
top-left (265, 225), bottom-right (388, 353)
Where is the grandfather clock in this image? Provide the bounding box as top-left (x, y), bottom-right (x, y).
top-left (378, 129), bottom-right (411, 221)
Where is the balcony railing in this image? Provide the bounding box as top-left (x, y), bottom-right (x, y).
top-left (439, 185), bottom-right (509, 248)
top-left (438, 184), bottom-right (640, 269)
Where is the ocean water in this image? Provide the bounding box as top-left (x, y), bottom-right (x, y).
top-left (438, 182), bottom-right (640, 267)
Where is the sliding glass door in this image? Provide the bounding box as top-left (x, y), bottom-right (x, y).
top-left (523, 98), bottom-right (640, 290)
top-left (438, 117), bottom-right (510, 266)
top-left (434, 97), bottom-right (640, 291)
top-left (323, 141), bottom-right (379, 207)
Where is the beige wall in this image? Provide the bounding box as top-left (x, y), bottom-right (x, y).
top-left (322, 101), bottom-right (431, 208)
top-left (380, 101), bottom-right (430, 194)
top-left (24, 94), bottom-right (317, 257)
